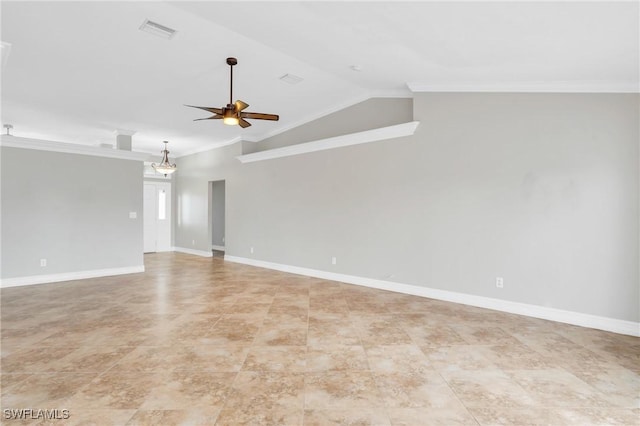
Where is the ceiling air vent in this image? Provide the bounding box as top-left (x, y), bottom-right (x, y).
top-left (279, 74), bottom-right (304, 85)
top-left (139, 19), bottom-right (177, 40)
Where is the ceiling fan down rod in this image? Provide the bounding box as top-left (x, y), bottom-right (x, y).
top-left (227, 57), bottom-right (237, 107)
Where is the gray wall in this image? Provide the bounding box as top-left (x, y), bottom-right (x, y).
top-left (1, 147), bottom-right (144, 278)
top-left (175, 93), bottom-right (639, 322)
top-left (210, 180), bottom-right (226, 247)
top-left (175, 143), bottom-right (240, 251)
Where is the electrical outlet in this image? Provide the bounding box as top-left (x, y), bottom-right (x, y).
top-left (331, 257), bottom-right (337, 265)
top-left (192, 240), bottom-right (195, 246)
top-left (40, 259), bottom-right (47, 267)
top-left (496, 277), bottom-right (504, 288)
top-left (250, 247), bottom-right (254, 254)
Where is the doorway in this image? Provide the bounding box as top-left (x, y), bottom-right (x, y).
top-left (143, 181), bottom-right (172, 253)
top-left (209, 180), bottom-right (226, 253)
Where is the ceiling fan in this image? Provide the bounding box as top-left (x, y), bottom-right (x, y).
top-left (186, 57), bottom-right (279, 128)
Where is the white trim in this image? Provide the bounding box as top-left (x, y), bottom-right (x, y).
top-left (211, 245), bottom-right (225, 251)
top-left (114, 129), bottom-right (136, 137)
top-left (0, 136), bottom-right (151, 161)
top-left (172, 247), bottom-right (213, 257)
top-left (0, 265), bottom-right (145, 288)
top-left (143, 171), bottom-right (172, 181)
top-left (176, 90), bottom-right (414, 158)
top-left (406, 80), bottom-right (640, 94)
top-left (179, 93), bottom-right (376, 157)
top-left (176, 137), bottom-right (241, 159)
top-left (224, 255), bottom-right (640, 337)
top-left (236, 121), bottom-right (420, 164)
top-left (242, 89), bottom-right (413, 144)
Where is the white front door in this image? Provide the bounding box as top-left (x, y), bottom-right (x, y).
top-left (144, 182), bottom-right (172, 253)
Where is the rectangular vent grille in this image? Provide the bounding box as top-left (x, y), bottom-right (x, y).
top-left (139, 19), bottom-right (177, 39)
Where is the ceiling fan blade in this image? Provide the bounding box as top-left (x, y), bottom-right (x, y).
top-left (194, 114), bottom-right (223, 121)
top-left (238, 117), bottom-right (252, 128)
top-left (241, 112), bottom-right (279, 121)
top-left (235, 100), bottom-right (249, 111)
top-left (185, 105), bottom-right (223, 115)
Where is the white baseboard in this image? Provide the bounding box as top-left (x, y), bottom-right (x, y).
top-left (172, 247), bottom-right (213, 258)
top-left (211, 245), bottom-right (225, 251)
top-left (224, 255), bottom-right (640, 337)
top-left (1, 265), bottom-right (145, 288)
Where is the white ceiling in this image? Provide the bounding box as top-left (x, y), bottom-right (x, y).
top-left (1, 1), bottom-right (638, 157)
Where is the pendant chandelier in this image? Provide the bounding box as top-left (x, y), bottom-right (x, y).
top-left (152, 141), bottom-right (177, 176)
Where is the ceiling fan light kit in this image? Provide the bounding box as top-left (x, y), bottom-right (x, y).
top-left (187, 57), bottom-right (279, 128)
top-left (222, 108), bottom-right (239, 126)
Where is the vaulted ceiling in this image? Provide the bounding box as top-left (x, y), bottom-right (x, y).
top-left (1, 1), bottom-right (638, 156)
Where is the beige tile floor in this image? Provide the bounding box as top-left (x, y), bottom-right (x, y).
top-left (1, 252), bottom-right (638, 425)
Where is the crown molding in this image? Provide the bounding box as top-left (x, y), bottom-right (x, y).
top-left (175, 136), bottom-right (241, 158)
top-left (0, 135), bottom-right (151, 161)
top-left (114, 128), bottom-right (137, 136)
top-left (237, 121), bottom-right (419, 164)
top-left (242, 89), bottom-right (414, 144)
top-left (406, 80), bottom-right (640, 93)
top-left (176, 89), bottom-right (415, 157)
top-left (241, 92), bottom-right (373, 144)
